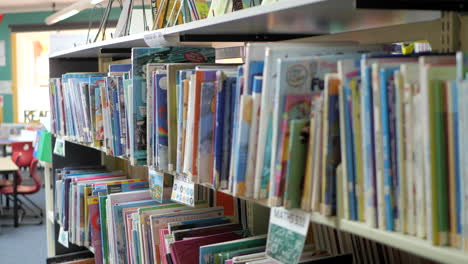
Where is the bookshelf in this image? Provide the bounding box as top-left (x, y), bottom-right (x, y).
top-left (46, 1), bottom-right (468, 263)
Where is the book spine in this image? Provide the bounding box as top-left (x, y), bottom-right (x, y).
top-left (453, 80), bottom-right (462, 248)
top-left (446, 80), bottom-right (458, 247)
top-left (379, 69), bottom-right (395, 231)
top-left (371, 64), bottom-right (386, 230)
top-left (362, 65), bottom-right (377, 228)
top-left (344, 84), bottom-right (357, 221)
top-left (352, 80), bottom-right (364, 222)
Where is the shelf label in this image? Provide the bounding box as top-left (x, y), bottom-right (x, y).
top-left (171, 177), bottom-right (195, 207)
top-left (144, 32), bottom-right (178, 47)
top-left (58, 226), bottom-right (69, 248)
top-left (53, 138), bottom-right (66, 157)
top-left (149, 168), bottom-right (164, 203)
top-left (266, 207), bottom-right (310, 264)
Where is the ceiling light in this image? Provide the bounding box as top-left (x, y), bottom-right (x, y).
top-left (45, 0), bottom-right (106, 25)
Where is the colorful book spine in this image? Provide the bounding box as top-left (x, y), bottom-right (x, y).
top-left (379, 68), bottom-right (396, 231)
top-left (452, 80), bottom-right (462, 247)
top-left (371, 63), bottom-right (386, 230)
top-left (117, 76), bottom-right (128, 155)
top-left (155, 71), bottom-right (169, 171)
top-left (228, 66), bottom-right (244, 191)
top-left (198, 80), bottom-right (216, 184)
top-left (321, 74), bottom-right (341, 216)
top-left (88, 196), bottom-right (103, 264)
top-left (232, 95), bottom-right (253, 196)
top-left (192, 70), bottom-right (217, 181)
top-left (246, 76), bottom-right (263, 197)
top-left (351, 78), bottom-right (364, 222)
top-left (343, 79), bottom-right (357, 220)
top-left (361, 64), bottom-right (377, 227)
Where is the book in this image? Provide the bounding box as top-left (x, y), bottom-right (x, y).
top-left (170, 232), bottom-right (242, 264)
top-left (197, 80), bottom-right (216, 184)
top-left (283, 119), bottom-right (309, 209)
top-left (199, 235), bottom-right (267, 264)
top-left (321, 74), bottom-right (341, 216)
top-left (155, 70), bottom-right (169, 170)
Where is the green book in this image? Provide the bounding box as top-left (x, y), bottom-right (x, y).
top-left (98, 195), bottom-right (110, 264)
top-left (430, 79), bottom-right (449, 246)
top-left (283, 119), bottom-right (309, 209)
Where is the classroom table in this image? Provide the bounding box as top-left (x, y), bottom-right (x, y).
top-left (0, 157), bottom-right (19, 227)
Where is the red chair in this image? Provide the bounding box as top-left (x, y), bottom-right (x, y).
top-left (0, 157), bottom-right (43, 224)
top-left (11, 141), bottom-right (34, 168)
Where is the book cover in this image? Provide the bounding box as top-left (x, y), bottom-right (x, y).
top-left (191, 70), bottom-right (217, 181)
top-left (176, 70), bottom-right (195, 173)
top-left (155, 70), bottom-right (169, 170)
top-left (198, 80), bottom-right (216, 184)
top-left (170, 232), bottom-right (242, 264)
top-left (283, 119), bottom-right (309, 209)
top-left (245, 76), bottom-right (263, 197)
top-left (232, 95), bottom-right (253, 196)
top-left (199, 235), bottom-right (267, 264)
top-left (320, 74), bottom-right (341, 216)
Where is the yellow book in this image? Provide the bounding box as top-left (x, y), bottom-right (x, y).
top-left (301, 115), bottom-right (316, 211)
top-left (351, 79), bottom-right (364, 222)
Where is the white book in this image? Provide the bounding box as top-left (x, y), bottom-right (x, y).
top-left (245, 76), bottom-right (263, 198)
top-left (310, 105), bottom-right (323, 212)
top-left (183, 74), bottom-right (196, 180)
top-left (371, 62), bottom-right (386, 230)
top-left (400, 63), bottom-right (418, 236)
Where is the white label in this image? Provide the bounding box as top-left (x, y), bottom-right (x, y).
top-left (143, 32), bottom-right (175, 48)
top-left (53, 138), bottom-right (66, 157)
top-left (171, 177), bottom-right (195, 207)
top-left (58, 226), bottom-right (69, 248)
top-left (269, 207), bottom-right (310, 235)
top-left (0, 80), bottom-right (12, 94)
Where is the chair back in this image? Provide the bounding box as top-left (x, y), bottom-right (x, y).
top-left (29, 158), bottom-right (41, 193)
top-left (11, 141), bottom-right (34, 168)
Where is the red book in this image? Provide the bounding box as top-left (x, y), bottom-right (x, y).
top-left (170, 232), bottom-right (241, 264)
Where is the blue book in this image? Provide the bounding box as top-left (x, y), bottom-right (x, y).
top-left (379, 68), bottom-right (398, 231)
top-left (453, 80), bottom-right (462, 239)
top-left (228, 66), bottom-right (244, 189)
top-left (343, 79), bottom-right (357, 221)
top-left (212, 72), bottom-right (226, 188)
top-left (246, 61), bottom-right (264, 95)
top-left (361, 65), bottom-right (377, 226)
top-left (232, 95), bottom-right (252, 196)
top-left (155, 71), bottom-right (169, 170)
top-left (109, 64), bottom-right (131, 73)
top-left (198, 81), bottom-right (216, 183)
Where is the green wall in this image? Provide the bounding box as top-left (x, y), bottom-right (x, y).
top-left (0, 8), bottom-right (121, 123)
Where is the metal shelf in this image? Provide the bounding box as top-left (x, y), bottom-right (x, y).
top-left (49, 0), bottom-right (440, 58)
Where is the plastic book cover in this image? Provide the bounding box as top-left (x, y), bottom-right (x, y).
top-left (191, 70), bottom-right (217, 180)
top-left (146, 63), bottom-right (167, 167)
top-left (172, 223), bottom-right (243, 241)
top-left (199, 235), bottom-right (267, 264)
top-left (228, 66), bottom-right (244, 191)
top-left (177, 70), bottom-right (195, 173)
top-left (232, 95), bottom-right (253, 196)
top-left (106, 77), bottom-right (123, 156)
top-left (184, 74), bottom-right (197, 177)
top-left (244, 61), bottom-right (264, 95)
top-left (320, 74), bottom-right (341, 216)
top-left (109, 64), bottom-right (131, 73)
top-left (130, 47), bottom-right (215, 165)
top-left (451, 80), bottom-right (462, 248)
top-left (245, 76), bottom-right (263, 198)
top-left (198, 80), bottom-right (216, 184)
top-left (360, 62), bottom-right (377, 226)
top-left (168, 217), bottom-right (231, 233)
top-left (283, 119), bottom-right (309, 209)
top-left (155, 70), bottom-right (169, 170)
top-left (272, 93), bottom-right (318, 205)
top-left (100, 80), bottom-right (112, 154)
top-left (116, 75), bottom-right (128, 156)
